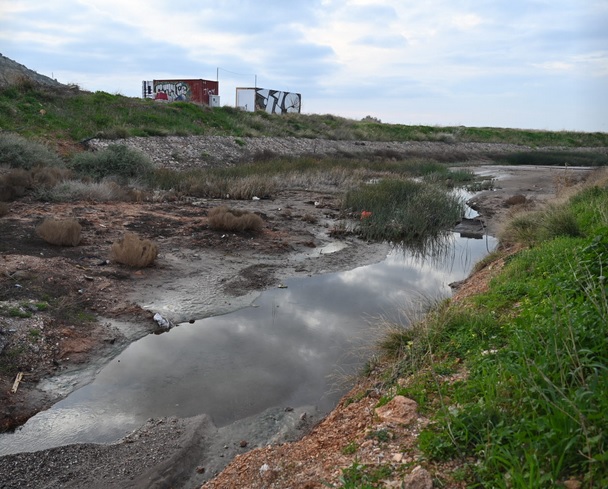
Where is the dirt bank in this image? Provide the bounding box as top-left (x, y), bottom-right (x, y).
top-left (0, 138), bottom-right (597, 488)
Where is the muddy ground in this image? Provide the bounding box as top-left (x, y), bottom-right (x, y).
top-left (0, 155), bottom-right (596, 488)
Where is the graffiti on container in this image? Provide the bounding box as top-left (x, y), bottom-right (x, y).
top-left (154, 82), bottom-right (190, 102)
top-left (255, 89), bottom-right (301, 114)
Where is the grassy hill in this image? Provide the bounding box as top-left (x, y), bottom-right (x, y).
top-left (1, 80), bottom-right (607, 150)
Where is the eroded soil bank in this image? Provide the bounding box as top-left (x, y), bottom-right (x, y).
top-left (0, 139), bottom-right (597, 488)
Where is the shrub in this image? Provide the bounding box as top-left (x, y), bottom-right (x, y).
top-left (31, 166), bottom-right (72, 188)
top-left (0, 169), bottom-right (31, 201)
top-left (0, 132), bottom-right (64, 169)
top-left (111, 232), bottom-right (158, 268)
top-left (207, 206), bottom-right (264, 232)
top-left (70, 144), bottom-right (155, 180)
top-left (33, 179), bottom-right (134, 202)
top-left (36, 217), bottom-right (82, 246)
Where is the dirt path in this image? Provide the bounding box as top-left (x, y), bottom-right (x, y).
top-left (0, 162), bottom-right (596, 488)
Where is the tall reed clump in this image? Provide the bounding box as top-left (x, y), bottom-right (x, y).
top-left (343, 179), bottom-right (465, 243)
top-left (207, 206), bottom-right (264, 232)
top-left (36, 217), bottom-right (82, 246)
top-left (111, 232), bottom-right (158, 268)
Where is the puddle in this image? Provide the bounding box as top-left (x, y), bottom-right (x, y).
top-left (0, 233), bottom-right (497, 456)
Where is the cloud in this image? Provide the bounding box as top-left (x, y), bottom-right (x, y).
top-left (1, 0), bottom-right (607, 130)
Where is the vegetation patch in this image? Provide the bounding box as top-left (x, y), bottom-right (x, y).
top-left (70, 144), bottom-right (155, 180)
top-left (110, 232), bottom-right (158, 268)
top-left (35, 217), bottom-right (82, 246)
top-left (207, 206), bottom-right (264, 232)
top-left (343, 179), bottom-right (465, 244)
top-left (377, 177), bottom-right (608, 487)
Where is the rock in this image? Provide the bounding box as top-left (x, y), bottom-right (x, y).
top-left (239, 440), bottom-right (248, 448)
top-left (403, 466), bottom-right (433, 489)
top-left (375, 396), bottom-right (418, 425)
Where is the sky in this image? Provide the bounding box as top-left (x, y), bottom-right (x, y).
top-left (1, 0), bottom-right (607, 132)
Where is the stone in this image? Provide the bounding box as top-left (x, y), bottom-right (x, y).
top-left (403, 466), bottom-right (433, 489)
top-left (375, 396), bottom-right (418, 425)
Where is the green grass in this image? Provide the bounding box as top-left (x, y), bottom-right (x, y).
top-left (2, 83), bottom-right (607, 149)
top-left (343, 178), bottom-right (465, 244)
top-left (377, 181), bottom-right (608, 487)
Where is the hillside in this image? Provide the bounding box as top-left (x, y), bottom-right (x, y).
top-left (0, 53), bottom-right (63, 89)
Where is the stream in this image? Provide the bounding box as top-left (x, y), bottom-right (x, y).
top-left (0, 230), bottom-right (496, 456)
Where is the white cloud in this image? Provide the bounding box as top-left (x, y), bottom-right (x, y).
top-left (1, 0), bottom-right (607, 131)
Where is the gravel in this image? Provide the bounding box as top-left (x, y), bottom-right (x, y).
top-left (85, 135), bottom-right (546, 171)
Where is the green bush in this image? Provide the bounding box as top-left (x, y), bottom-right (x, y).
top-left (70, 144), bottom-right (155, 180)
top-left (0, 132), bottom-right (63, 169)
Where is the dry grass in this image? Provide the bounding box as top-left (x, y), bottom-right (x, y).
top-left (207, 206), bottom-right (264, 232)
top-left (36, 217), bottom-right (82, 246)
top-left (110, 232), bottom-right (158, 268)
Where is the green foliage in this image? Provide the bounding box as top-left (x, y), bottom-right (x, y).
top-left (343, 178), bottom-right (464, 243)
top-left (335, 461), bottom-right (393, 488)
top-left (0, 132), bottom-right (63, 169)
top-left (341, 441), bottom-right (359, 455)
top-left (70, 144), bottom-right (155, 180)
top-left (375, 181), bottom-right (608, 487)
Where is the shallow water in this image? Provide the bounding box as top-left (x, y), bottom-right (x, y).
top-left (0, 232), bottom-right (496, 456)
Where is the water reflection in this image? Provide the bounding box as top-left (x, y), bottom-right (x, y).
top-left (0, 233), bottom-right (496, 455)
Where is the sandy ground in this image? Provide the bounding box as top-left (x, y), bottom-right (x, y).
top-left (0, 162), bottom-right (596, 488)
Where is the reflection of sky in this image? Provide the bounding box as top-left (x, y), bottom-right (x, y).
top-left (0, 233), bottom-right (496, 455)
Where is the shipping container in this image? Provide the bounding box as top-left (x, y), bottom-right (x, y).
top-left (142, 79), bottom-right (219, 105)
top-left (236, 87), bottom-right (301, 114)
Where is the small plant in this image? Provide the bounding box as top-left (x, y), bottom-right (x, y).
top-left (9, 307), bottom-right (31, 318)
top-left (341, 441), bottom-right (359, 455)
top-left (366, 428), bottom-right (392, 443)
top-left (111, 232), bottom-right (158, 268)
top-left (207, 206), bottom-right (264, 232)
top-left (36, 217), bottom-right (82, 246)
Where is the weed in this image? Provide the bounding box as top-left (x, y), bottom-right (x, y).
top-left (207, 206), bottom-right (264, 232)
top-left (366, 428), bottom-right (392, 443)
top-left (335, 461), bottom-right (393, 488)
top-left (9, 307), bottom-right (31, 318)
top-left (36, 217), bottom-right (82, 246)
top-left (110, 232), bottom-right (158, 268)
top-left (341, 442), bottom-right (359, 455)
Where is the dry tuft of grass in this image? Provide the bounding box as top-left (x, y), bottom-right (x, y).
top-left (207, 206), bottom-right (264, 232)
top-left (36, 217), bottom-right (82, 246)
top-left (111, 232), bottom-right (158, 268)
